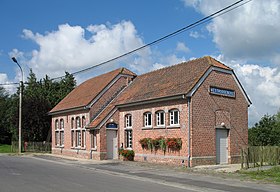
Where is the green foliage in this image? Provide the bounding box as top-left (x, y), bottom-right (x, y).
top-left (249, 113), bottom-right (280, 146)
top-left (0, 87), bottom-right (11, 144)
top-left (240, 166), bottom-right (280, 183)
top-left (0, 144), bottom-right (12, 153)
top-left (1, 70), bottom-right (76, 143)
top-left (139, 137), bottom-right (182, 152)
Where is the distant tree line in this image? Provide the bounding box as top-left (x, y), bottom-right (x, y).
top-left (249, 112), bottom-right (280, 146)
top-left (0, 70), bottom-right (76, 144)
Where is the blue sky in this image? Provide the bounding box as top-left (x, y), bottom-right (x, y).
top-left (0, 0), bottom-right (280, 126)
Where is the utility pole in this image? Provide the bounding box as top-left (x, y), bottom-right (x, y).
top-left (12, 57), bottom-right (23, 154)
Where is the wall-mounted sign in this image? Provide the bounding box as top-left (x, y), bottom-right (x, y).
top-left (210, 86), bottom-right (235, 98)
top-left (106, 123), bottom-right (118, 129)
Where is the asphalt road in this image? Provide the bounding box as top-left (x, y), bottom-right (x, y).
top-left (0, 154), bottom-right (279, 192)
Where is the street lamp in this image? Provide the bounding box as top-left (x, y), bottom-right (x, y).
top-left (11, 57), bottom-right (23, 154)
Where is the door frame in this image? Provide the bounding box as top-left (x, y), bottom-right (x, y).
top-left (106, 129), bottom-right (118, 159)
top-left (215, 128), bottom-right (229, 164)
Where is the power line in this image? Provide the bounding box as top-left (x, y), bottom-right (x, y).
top-left (51, 0), bottom-right (252, 81)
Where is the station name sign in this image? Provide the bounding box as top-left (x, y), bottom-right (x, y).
top-left (209, 86), bottom-right (235, 98)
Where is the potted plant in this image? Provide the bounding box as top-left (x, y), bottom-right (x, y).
top-left (139, 138), bottom-right (152, 150)
top-left (119, 149), bottom-right (135, 161)
top-left (166, 138), bottom-right (182, 151)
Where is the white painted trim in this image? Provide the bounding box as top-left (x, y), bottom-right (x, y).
top-left (49, 106), bottom-right (87, 115)
top-left (186, 66), bottom-right (251, 106)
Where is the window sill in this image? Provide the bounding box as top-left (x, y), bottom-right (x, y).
top-left (91, 148), bottom-right (97, 151)
top-left (55, 146), bottom-right (64, 148)
top-left (72, 147), bottom-right (86, 150)
top-left (154, 126), bottom-right (166, 129)
top-left (142, 127), bottom-right (153, 130)
top-left (167, 125), bottom-right (180, 129)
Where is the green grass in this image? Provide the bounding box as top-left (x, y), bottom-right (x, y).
top-left (239, 166), bottom-right (280, 183)
top-left (0, 144), bottom-right (13, 153)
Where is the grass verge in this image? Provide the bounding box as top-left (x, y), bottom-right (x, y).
top-left (0, 144), bottom-right (13, 153)
top-left (239, 166), bottom-right (280, 184)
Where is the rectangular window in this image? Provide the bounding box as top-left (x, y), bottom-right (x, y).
top-left (144, 113), bottom-right (152, 127)
top-left (60, 131), bottom-right (64, 146)
top-left (71, 130), bottom-right (75, 147)
top-left (81, 130), bottom-right (86, 148)
top-left (76, 130), bottom-right (81, 147)
top-left (55, 131), bottom-right (59, 146)
top-left (156, 111), bottom-right (165, 126)
top-left (125, 114), bottom-right (132, 128)
top-left (170, 110), bottom-right (180, 125)
top-left (125, 130), bottom-right (132, 148)
top-left (91, 131), bottom-right (97, 149)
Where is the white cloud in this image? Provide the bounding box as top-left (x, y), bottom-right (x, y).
top-left (182, 0), bottom-right (280, 125)
top-left (182, 0), bottom-right (280, 62)
top-left (189, 31), bottom-right (204, 39)
top-left (0, 73), bottom-right (8, 83)
top-left (215, 55), bottom-right (280, 126)
top-left (176, 42), bottom-right (190, 53)
top-left (0, 73), bottom-right (17, 93)
top-left (18, 21), bottom-right (148, 79)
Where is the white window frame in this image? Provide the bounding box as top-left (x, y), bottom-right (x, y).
top-left (76, 130), bottom-right (81, 147)
top-left (125, 114), bottom-right (132, 128)
top-left (144, 112), bottom-right (152, 127)
top-left (125, 129), bottom-right (133, 149)
top-left (91, 131), bottom-right (97, 150)
top-left (156, 111), bottom-right (165, 126)
top-left (55, 119), bottom-right (64, 147)
top-left (76, 117), bottom-right (81, 128)
top-left (170, 109), bottom-right (180, 126)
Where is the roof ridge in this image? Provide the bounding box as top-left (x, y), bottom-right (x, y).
top-left (137, 56), bottom-right (210, 78)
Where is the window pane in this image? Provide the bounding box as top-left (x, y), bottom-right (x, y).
top-left (60, 131), bottom-right (64, 146)
top-left (71, 130), bottom-right (75, 147)
top-left (174, 111), bottom-right (179, 124)
top-left (91, 131), bottom-right (96, 149)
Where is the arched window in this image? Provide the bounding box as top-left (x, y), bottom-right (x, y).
top-left (82, 116), bottom-right (86, 128)
top-left (60, 119), bottom-right (64, 129)
top-left (169, 109), bottom-right (180, 125)
top-left (71, 117), bottom-right (75, 129)
top-left (144, 112), bottom-right (152, 127)
top-left (55, 119), bottom-right (59, 130)
top-left (156, 110), bottom-right (165, 126)
top-left (76, 117), bottom-right (81, 128)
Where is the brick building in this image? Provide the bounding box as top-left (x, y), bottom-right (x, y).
top-left (49, 56), bottom-right (251, 166)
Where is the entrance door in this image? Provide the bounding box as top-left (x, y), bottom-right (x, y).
top-left (216, 129), bottom-right (228, 164)
top-left (106, 130), bottom-right (118, 159)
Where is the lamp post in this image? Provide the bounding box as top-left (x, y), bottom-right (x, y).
top-left (11, 57), bottom-right (23, 154)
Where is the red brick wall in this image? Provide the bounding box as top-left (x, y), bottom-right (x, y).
top-left (119, 99), bottom-right (189, 164)
top-left (51, 75), bottom-right (130, 160)
top-left (191, 70), bottom-right (248, 165)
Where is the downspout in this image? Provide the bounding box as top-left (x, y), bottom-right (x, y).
top-left (187, 97), bottom-right (191, 167)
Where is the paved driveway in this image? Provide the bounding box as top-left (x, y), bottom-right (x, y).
top-left (0, 154), bottom-right (279, 192)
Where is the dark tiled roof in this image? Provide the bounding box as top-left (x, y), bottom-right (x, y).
top-left (88, 56), bottom-right (232, 128)
top-left (50, 68), bottom-right (136, 113)
top-left (115, 56), bottom-right (231, 105)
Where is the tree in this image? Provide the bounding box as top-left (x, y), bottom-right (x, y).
top-left (249, 113), bottom-right (280, 146)
top-left (0, 87), bottom-right (11, 144)
top-left (4, 70), bottom-right (77, 143)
